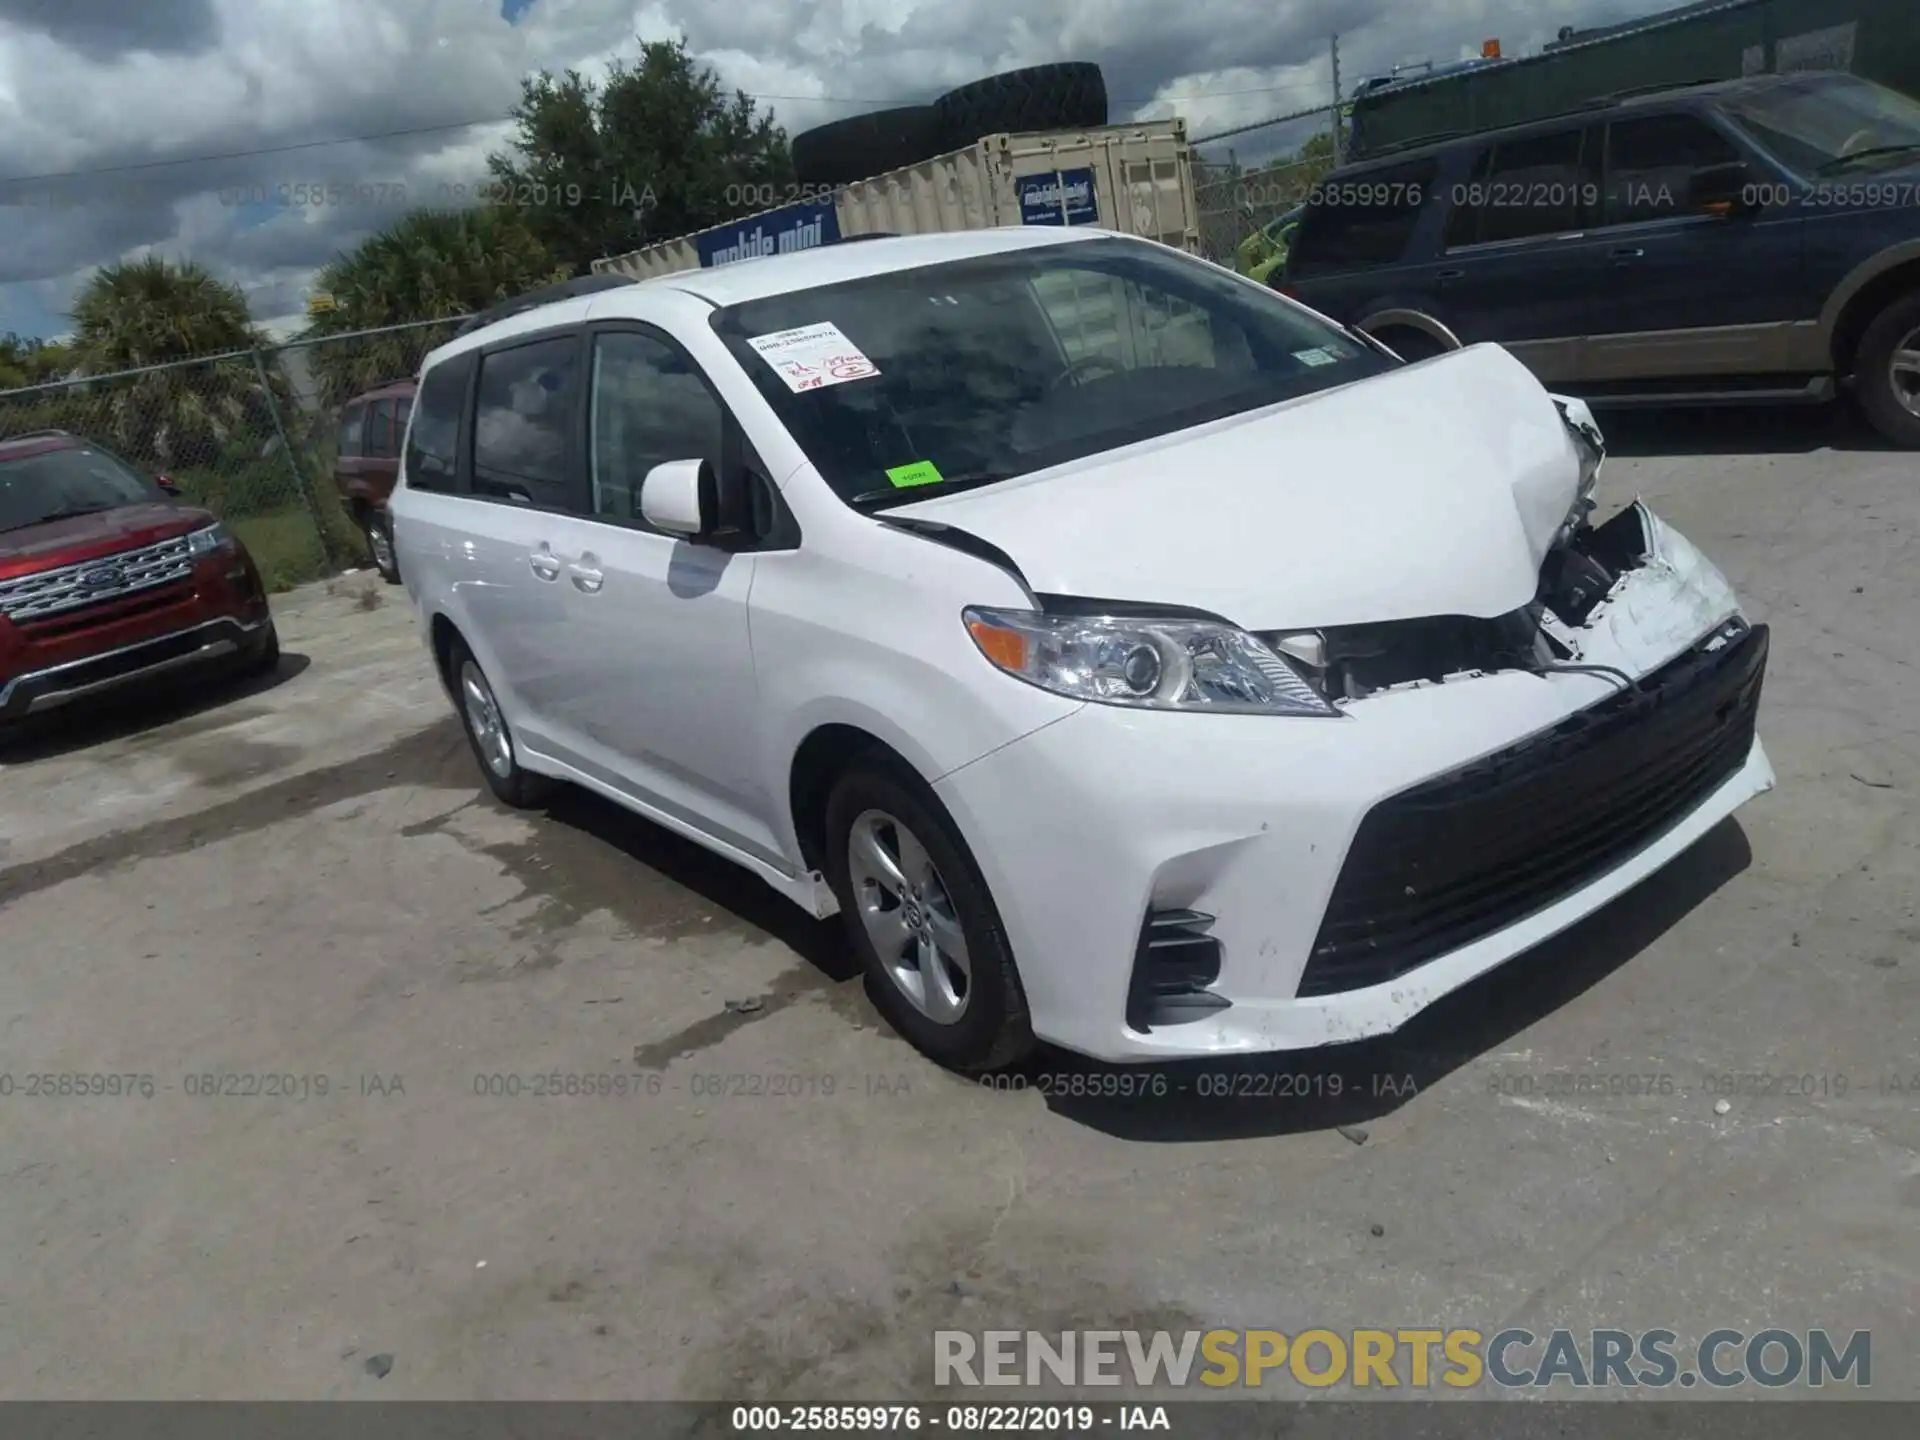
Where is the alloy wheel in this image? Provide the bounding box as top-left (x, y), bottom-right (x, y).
top-left (368, 519), bottom-right (396, 574)
top-left (1890, 324), bottom-right (1920, 419)
top-left (459, 660), bottom-right (514, 780)
top-left (846, 808), bottom-right (972, 1025)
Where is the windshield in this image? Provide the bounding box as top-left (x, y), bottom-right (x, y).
top-left (709, 236), bottom-right (1393, 508)
top-left (1719, 74), bottom-right (1920, 174)
top-left (0, 444), bottom-right (159, 533)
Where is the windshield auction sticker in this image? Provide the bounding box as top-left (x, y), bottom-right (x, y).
top-left (746, 321), bottom-right (880, 393)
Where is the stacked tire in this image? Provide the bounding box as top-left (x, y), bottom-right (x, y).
top-left (790, 62), bottom-right (1108, 189)
top-left (929, 62), bottom-right (1108, 153)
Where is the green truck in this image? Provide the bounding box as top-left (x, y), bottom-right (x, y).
top-left (1348, 0), bottom-right (1920, 158)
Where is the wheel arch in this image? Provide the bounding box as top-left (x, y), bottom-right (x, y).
top-left (427, 611), bottom-right (465, 701)
top-left (787, 721), bottom-right (934, 878)
top-left (1357, 308), bottom-right (1463, 351)
top-left (1822, 243), bottom-right (1920, 376)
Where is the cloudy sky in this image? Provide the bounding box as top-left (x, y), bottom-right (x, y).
top-left (0, 0), bottom-right (1686, 346)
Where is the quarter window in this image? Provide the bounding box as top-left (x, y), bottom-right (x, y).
top-left (471, 337), bottom-right (579, 508)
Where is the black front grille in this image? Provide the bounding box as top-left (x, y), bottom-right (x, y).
top-left (1299, 622), bottom-right (1768, 997)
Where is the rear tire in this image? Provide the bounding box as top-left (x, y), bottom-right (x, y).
top-left (1854, 290), bottom-right (1920, 449)
top-left (448, 638), bottom-right (555, 809)
top-left (823, 758), bottom-right (1034, 1074)
top-left (364, 508), bottom-right (401, 584)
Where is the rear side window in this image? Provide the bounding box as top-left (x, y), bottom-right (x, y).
top-left (1453, 127), bottom-right (1598, 245)
top-left (338, 403), bottom-right (365, 457)
top-left (1287, 159), bottom-right (1438, 278)
top-left (1604, 114), bottom-right (1744, 225)
top-left (471, 337), bottom-right (579, 508)
top-left (404, 353), bottom-right (474, 494)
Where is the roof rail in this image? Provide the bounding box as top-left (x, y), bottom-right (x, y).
top-left (1591, 76), bottom-right (1733, 104)
top-left (454, 273), bottom-right (640, 338)
top-left (1353, 128), bottom-right (1470, 159)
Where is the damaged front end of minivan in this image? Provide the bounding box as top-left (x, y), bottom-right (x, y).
top-left (1256, 399), bottom-right (1748, 706)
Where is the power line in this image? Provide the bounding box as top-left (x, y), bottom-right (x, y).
top-left (0, 78), bottom-right (1335, 190)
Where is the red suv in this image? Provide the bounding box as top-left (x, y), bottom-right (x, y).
top-left (0, 430), bottom-right (277, 730)
top-left (333, 378), bottom-right (414, 583)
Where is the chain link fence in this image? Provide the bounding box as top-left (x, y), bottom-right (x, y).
top-left (1193, 151), bottom-right (1333, 270)
top-left (0, 315), bottom-right (467, 592)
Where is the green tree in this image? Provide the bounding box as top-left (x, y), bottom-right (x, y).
top-left (65, 257), bottom-right (284, 468)
top-left (487, 38), bottom-right (794, 273)
top-left (0, 333), bottom-right (75, 390)
top-left (70, 255), bottom-right (260, 371)
top-left (298, 205), bottom-right (563, 408)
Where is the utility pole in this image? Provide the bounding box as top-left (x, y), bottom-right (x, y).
top-left (1329, 33), bottom-right (1345, 165)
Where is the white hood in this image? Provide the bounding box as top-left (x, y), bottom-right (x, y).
top-left (891, 343), bottom-right (1583, 630)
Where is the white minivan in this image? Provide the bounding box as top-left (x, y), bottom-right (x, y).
top-left (390, 228), bottom-right (1774, 1072)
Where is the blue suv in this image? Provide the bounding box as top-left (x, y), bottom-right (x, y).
top-left (1281, 73), bottom-right (1920, 446)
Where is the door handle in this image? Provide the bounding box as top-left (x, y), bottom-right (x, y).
top-left (528, 544), bottom-right (562, 582)
top-left (1609, 246), bottom-right (1645, 265)
top-left (568, 553), bottom-right (604, 594)
top-left (1437, 267), bottom-right (1466, 282)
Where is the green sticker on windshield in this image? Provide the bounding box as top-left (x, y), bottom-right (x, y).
top-left (885, 460), bottom-right (945, 489)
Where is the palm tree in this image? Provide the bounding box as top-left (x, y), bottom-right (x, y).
top-left (65, 257), bottom-right (282, 470)
top-left (70, 256), bottom-right (259, 370)
top-left (299, 206), bottom-right (563, 409)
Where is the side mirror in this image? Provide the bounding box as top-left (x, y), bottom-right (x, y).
top-left (155, 474), bottom-right (181, 496)
top-left (640, 458), bottom-right (713, 538)
top-left (1688, 161), bottom-right (1757, 217)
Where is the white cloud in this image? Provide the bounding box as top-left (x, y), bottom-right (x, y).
top-left (0, 0), bottom-right (1690, 341)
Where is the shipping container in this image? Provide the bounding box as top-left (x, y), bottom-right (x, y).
top-left (1347, 0), bottom-right (1920, 159)
top-left (589, 120), bottom-right (1200, 281)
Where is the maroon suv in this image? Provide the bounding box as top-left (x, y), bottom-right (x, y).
top-left (0, 430), bottom-right (277, 728)
top-left (333, 377), bottom-right (414, 583)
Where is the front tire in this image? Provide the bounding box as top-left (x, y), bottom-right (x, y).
top-left (1855, 291), bottom-right (1920, 449)
top-left (241, 621), bottom-right (281, 677)
top-left (449, 640), bottom-right (555, 809)
top-left (824, 760), bottom-right (1034, 1073)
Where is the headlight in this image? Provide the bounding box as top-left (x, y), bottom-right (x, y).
top-left (186, 522), bottom-right (234, 557)
top-left (962, 607), bottom-right (1340, 716)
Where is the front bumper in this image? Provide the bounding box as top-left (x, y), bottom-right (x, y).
top-left (934, 516), bottom-right (1775, 1063)
top-left (0, 616), bottom-right (271, 720)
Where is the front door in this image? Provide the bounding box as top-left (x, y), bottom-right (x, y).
top-left (541, 326), bottom-right (777, 865)
top-left (1586, 110), bottom-right (1808, 381)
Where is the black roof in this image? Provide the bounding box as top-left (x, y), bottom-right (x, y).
top-left (1337, 73), bottom-right (1801, 168)
top-left (454, 273), bottom-right (639, 338)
